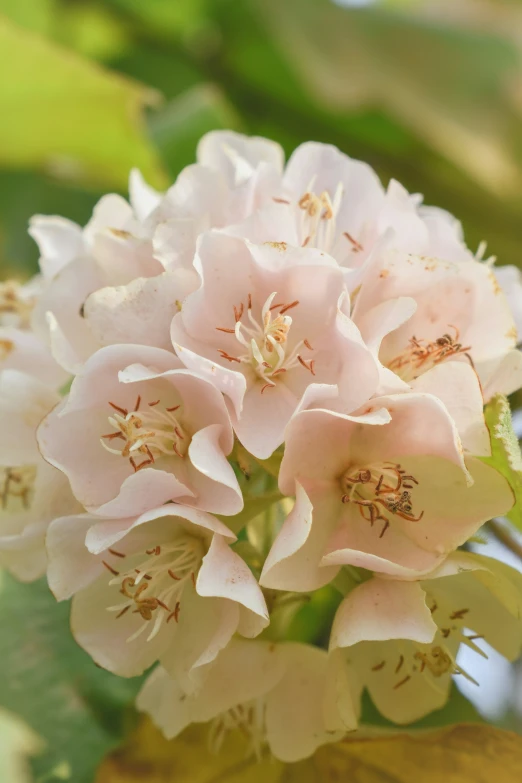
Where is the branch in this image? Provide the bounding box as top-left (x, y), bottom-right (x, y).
top-left (488, 519), bottom-right (522, 561)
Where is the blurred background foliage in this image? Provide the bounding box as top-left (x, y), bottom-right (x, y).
top-left (2, 0), bottom-right (522, 279)
top-left (2, 0), bottom-right (522, 780)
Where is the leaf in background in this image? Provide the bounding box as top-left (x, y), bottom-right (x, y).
top-left (149, 84), bottom-right (242, 177)
top-left (0, 708), bottom-right (42, 783)
top-left (106, 0), bottom-right (211, 39)
top-left (0, 16), bottom-right (167, 190)
top-left (482, 394), bottom-right (522, 530)
top-left (96, 717), bottom-right (522, 782)
top-left (0, 0), bottom-right (56, 35)
top-left (0, 573), bottom-right (143, 783)
top-left (256, 0), bottom-right (522, 200)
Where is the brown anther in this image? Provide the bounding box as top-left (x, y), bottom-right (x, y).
top-left (379, 520), bottom-right (390, 538)
top-left (156, 599), bottom-right (170, 611)
top-left (109, 402), bottom-right (128, 416)
top-left (450, 608), bottom-right (469, 620)
top-left (372, 661), bottom-right (386, 671)
top-left (297, 355), bottom-right (315, 374)
top-left (430, 601), bottom-right (438, 614)
top-left (116, 606), bottom-right (131, 619)
top-left (394, 675), bottom-right (411, 690)
top-left (166, 405), bottom-right (180, 412)
top-left (148, 400), bottom-right (160, 407)
top-left (343, 232), bottom-right (363, 252)
top-left (441, 628), bottom-right (451, 638)
top-left (272, 368), bottom-right (287, 376)
top-left (216, 327), bottom-right (236, 334)
top-left (260, 383), bottom-right (275, 394)
top-left (303, 339), bottom-right (314, 351)
top-left (248, 293), bottom-right (252, 309)
top-left (168, 569), bottom-right (181, 581)
top-left (173, 443), bottom-right (185, 458)
top-left (217, 349), bottom-right (241, 363)
top-left (302, 236), bottom-right (311, 247)
top-left (102, 560), bottom-right (119, 576)
top-left (108, 549), bottom-right (126, 558)
top-left (134, 395), bottom-right (141, 412)
top-left (234, 303), bottom-right (244, 322)
top-left (101, 432), bottom-right (125, 441)
top-left (466, 634), bottom-right (484, 641)
top-left (167, 601), bottom-right (181, 623)
top-left (191, 572), bottom-right (196, 587)
top-left (272, 197), bottom-right (290, 204)
top-left (395, 655), bottom-right (404, 673)
top-left (279, 300), bottom-right (299, 315)
top-left (174, 427), bottom-right (184, 440)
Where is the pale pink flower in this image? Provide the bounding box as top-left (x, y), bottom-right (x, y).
top-left (0, 277), bottom-right (69, 389)
top-left (0, 369), bottom-right (80, 581)
top-left (171, 232), bottom-right (379, 458)
top-left (29, 180), bottom-right (167, 373)
top-left (151, 130), bottom-right (284, 272)
top-left (492, 263), bottom-right (522, 343)
top-left (353, 249), bottom-right (522, 399)
top-left (261, 394), bottom-right (513, 586)
top-left (46, 506), bottom-right (268, 679)
top-left (224, 142), bottom-right (471, 289)
top-left (37, 344), bottom-right (242, 516)
top-left (330, 551), bottom-right (522, 724)
top-left (137, 638), bottom-right (352, 762)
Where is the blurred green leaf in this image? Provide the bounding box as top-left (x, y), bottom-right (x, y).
top-left (0, 0), bottom-right (56, 35)
top-left (256, 0), bottom-right (522, 200)
top-left (149, 84), bottom-right (241, 177)
top-left (0, 16), bottom-right (166, 190)
top-left (0, 573), bottom-right (143, 783)
top-left (106, 0), bottom-right (210, 39)
top-left (0, 708), bottom-right (42, 783)
top-left (0, 170), bottom-right (102, 277)
top-left (482, 394), bottom-right (522, 530)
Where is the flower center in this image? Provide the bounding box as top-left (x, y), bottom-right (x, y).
top-left (274, 182), bottom-right (365, 258)
top-left (341, 462), bottom-right (423, 538)
top-left (208, 699), bottom-right (267, 759)
top-left (101, 395), bottom-right (188, 472)
top-left (0, 466), bottom-right (37, 512)
top-left (0, 281), bottom-right (34, 329)
top-left (103, 535), bottom-right (204, 643)
top-left (368, 598), bottom-right (484, 691)
top-left (388, 326), bottom-right (472, 382)
top-left (216, 292), bottom-right (315, 394)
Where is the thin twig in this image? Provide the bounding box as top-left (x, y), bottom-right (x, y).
top-left (488, 519), bottom-right (522, 562)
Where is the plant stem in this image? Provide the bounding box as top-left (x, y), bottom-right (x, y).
top-left (488, 519), bottom-right (522, 561)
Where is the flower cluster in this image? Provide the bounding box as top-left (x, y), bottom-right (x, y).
top-left (2, 132), bottom-right (522, 761)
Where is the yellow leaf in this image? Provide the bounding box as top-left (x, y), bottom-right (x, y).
top-left (0, 708), bottom-right (42, 783)
top-left (0, 16), bottom-right (167, 189)
top-left (95, 718), bottom-right (522, 783)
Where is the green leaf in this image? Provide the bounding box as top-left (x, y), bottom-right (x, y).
top-left (149, 85), bottom-right (242, 178)
top-left (218, 490), bottom-right (283, 537)
top-left (106, 0), bottom-right (210, 39)
top-left (0, 708), bottom-right (42, 783)
top-left (255, 0), bottom-right (522, 201)
top-left (0, 573), bottom-right (142, 783)
top-left (0, 16), bottom-right (167, 190)
top-left (482, 394), bottom-right (522, 530)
